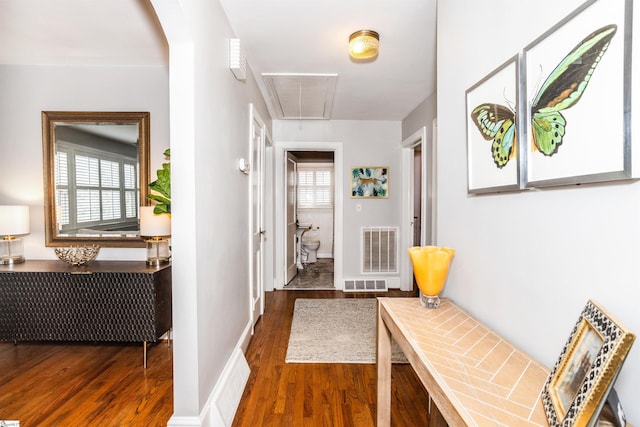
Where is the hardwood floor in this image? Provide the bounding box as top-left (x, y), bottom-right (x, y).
top-left (232, 290), bottom-right (431, 427)
top-left (0, 341), bottom-right (173, 426)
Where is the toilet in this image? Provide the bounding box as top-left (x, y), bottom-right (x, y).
top-left (301, 240), bottom-right (320, 263)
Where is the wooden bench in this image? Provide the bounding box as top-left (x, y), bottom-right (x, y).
top-left (377, 298), bottom-right (549, 426)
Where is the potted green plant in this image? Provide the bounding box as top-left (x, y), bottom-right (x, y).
top-left (147, 149), bottom-right (171, 215)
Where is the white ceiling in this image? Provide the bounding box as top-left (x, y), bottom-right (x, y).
top-left (0, 0), bottom-right (437, 121)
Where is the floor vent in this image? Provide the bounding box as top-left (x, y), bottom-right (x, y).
top-left (343, 279), bottom-right (388, 292)
top-left (362, 226), bottom-right (398, 273)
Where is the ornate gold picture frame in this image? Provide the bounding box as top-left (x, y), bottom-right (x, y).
top-left (542, 300), bottom-right (635, 426)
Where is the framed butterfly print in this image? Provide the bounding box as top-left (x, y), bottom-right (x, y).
top-left (541, 300), bottom-right (635, 427)
top-left (466, 54), bottom-right (522, 194)
top-left (522, 0), bottom-right (632, 188)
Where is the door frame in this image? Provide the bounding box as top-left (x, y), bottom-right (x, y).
top-left (273, 141), bottom-right (344, 290)
top-left (401, 125), bottom-right (436, 291)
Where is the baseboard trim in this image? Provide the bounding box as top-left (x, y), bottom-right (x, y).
top-left (167, 416), bottom-right (203, 426)
top-left (239, 320), bottom-right (253, 353)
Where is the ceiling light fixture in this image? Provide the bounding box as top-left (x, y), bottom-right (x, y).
top-left (349, 30), bottom-right (379, 60)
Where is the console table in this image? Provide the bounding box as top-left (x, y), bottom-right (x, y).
top-left (0, 260), bottom-right (171, 368)
top-left (377, 298), bottom-right (549, 426)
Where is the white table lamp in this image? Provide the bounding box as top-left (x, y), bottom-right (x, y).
top-left (0, 205), bottom-right (30, 264)
top-left (140, 206), bottom-right (171, 266)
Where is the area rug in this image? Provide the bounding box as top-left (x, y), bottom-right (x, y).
top-left (285, 298), bottom-right (408, 364)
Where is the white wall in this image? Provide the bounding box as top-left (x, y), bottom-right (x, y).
top-left (274, 120), bottom-right (402, 281)
top-left (151, 0), bottom-right (272, 423)
top-left (438, 0), bottom-right (640, 420)
top-left (0, 64), bottom-right (169, 261)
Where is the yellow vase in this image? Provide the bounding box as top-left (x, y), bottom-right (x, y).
top-left (407, 246), bottom-right (455, 308)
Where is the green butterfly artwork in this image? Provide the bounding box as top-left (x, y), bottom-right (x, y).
top-left (470, 24), bottom-right (617, 170)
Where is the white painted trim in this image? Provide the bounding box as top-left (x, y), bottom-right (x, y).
top-left (274, 141), bottom-right (343, 290)
top-left (431, 118), bottom-right (438, 245)
top-left (167, 416), bottom-right (203, 426)
top-left (248, 104), bottom-right (266, 331)
top-left (264, 144), bottom-right (275, 292)
top-left (400, 127), bottom-right (427, 291)
top-left (238, 319), bottom-right (253, 354)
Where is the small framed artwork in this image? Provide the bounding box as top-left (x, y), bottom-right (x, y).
top-left (542, 300), bottom-right (635, 426)
top-left (465, 54), bottom-right (521, 194)
top-left (522, 0), bottom-right (632, 187)
top-left (351, 167), bottom-right (388, 198)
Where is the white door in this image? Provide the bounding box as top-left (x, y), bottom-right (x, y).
top-left (250, 106), bottom-right (266, 329)
top-left (285, 152), bottom-right (298, 284)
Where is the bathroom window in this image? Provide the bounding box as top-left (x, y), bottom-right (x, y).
top-left (297, 164), bottom-right (333, 209)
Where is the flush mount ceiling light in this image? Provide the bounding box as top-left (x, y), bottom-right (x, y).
top-left (348, 30), bottom-right (379, 60)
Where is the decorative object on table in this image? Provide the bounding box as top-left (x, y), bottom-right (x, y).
top-left (0, 205), bottom-right (30, 265)
top-left (407, 246), bottom-right (455, 309)
top-left (541, 300), bottom-right (635, 427)
top-left (54, 244), bottom-right (100, 266)
top-left (350, 166), bottom-right (388, 198)
top-left (522, 0), bottom-right (631, 188)
top-left (140, 206), bottom-right (171, 266)
top-left (147, 149), bottom-right (171, 215)
top-left (465, 54), bottom-right (521, 194)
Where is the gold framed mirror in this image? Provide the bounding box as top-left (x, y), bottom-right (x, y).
top-left (42, 111), bottom-right (150, 248)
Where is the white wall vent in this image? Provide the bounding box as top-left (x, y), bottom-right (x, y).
top-left (213, 348), bottom-right (250, 426)
top-left (361, 227), bottom-right (398, 273)
top-left (229, 38), bottom-right (246, 81)
top-left (344, 278), bottom-right (388, 292)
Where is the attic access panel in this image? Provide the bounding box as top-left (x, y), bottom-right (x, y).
top-left (262, 73), bottom-right (337, 119)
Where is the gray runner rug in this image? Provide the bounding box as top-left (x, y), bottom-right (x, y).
top-left (285, 298), bottom-right (408, 364)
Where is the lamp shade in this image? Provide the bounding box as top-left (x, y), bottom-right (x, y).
top-left (139, 206), bottom-right (171, 237)
top-left (349, 30), bottom-right (379, 59)
top-left (0, 205), bottom-right (30, 236)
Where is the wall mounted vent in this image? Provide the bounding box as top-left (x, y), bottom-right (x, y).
top-left (344, 278), bottom-right (387, 292)
top-left (213, 348), bottom-right (250, 426)
top-left (229, 38), bottom-right (246, 80)
top-left (362, 226), bottom-right (398, 273)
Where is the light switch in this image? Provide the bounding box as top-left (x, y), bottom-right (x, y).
top-left (356, 203), bottom-right (362, 212)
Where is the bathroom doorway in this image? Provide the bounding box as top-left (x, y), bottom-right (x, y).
top-left (272, 141), bottom-right (343, 291)
top-left (284, 150), bottom-right (335, 289)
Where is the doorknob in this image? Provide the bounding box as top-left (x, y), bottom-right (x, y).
top-left (260, 229), bottom-right (266, 235)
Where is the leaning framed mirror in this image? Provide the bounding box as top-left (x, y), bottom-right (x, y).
top-left (42, 111), bottom-right (150, 248)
